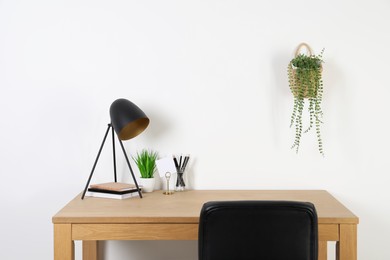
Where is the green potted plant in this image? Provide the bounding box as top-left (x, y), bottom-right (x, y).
top-left (287, 43), bottom-right (324, 155)
top-left (133, 149), bottom-right (158, 192)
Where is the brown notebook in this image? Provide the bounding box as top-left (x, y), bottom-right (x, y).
top-left (89, 182), bottom-right (138, 192)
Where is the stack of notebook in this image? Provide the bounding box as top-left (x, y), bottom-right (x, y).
top-left (87, 182), bottom-right (142, 199)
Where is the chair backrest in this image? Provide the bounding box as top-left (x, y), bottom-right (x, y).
top-left (198, 200), bottom-right (318, 260)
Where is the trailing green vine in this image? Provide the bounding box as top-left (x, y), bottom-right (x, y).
top-left (288, 46), bottom-right (324, 156)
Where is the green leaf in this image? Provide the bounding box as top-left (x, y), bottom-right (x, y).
top-left (132, 149), bottom-right (159, 178)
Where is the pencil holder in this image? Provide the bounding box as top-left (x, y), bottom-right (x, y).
top-left (173, 154), bottom-right (190, 192)
top-left (176, 170), bottom-right (186, 191)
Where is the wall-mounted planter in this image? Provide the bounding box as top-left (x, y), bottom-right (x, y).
top-left (287, 43), bottom-right (325, 156)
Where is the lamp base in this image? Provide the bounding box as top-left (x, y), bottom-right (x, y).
top-left (81, 124), bottom-right (142, 199)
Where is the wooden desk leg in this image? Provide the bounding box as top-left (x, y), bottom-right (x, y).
top-left (83, 241), bottom-right (98, 260)
top-left (54, 224), bottom-right (74, 260)
top-left (337, 224), bottom-right (357, 260)
top-left (318, 241), bottom-right (327, 260)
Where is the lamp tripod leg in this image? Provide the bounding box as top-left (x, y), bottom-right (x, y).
top-left (81, 124), bottom-right (111, 199)
top-left (118, 139), bottom-right (143, 198)
top-left (112, 124), bottom-right (117, 182)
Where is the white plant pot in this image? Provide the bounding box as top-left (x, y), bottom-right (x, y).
top-left (140, 178), bottom-right (155, 193)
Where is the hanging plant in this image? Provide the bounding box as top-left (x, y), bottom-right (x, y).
top-left (287, 43), bottom-right (325, 155)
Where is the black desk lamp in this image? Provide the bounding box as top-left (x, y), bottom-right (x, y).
top-left (81, 98), bottom-right (149, 199)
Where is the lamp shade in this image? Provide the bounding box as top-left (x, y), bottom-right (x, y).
top-left (109, 98), bottom-right (150, 140)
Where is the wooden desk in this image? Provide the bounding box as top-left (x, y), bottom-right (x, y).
top-left (52, 190), bottom-right (358, 260)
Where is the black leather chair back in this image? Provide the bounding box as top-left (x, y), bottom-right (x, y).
top-left (198, 201), bottom-right (318, 260)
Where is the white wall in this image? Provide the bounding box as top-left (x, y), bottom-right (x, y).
top-left (1, 0), bottom-right (389, 259)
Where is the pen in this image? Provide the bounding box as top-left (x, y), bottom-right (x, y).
top-left (182, 155), bottom-right (190, 171)
top-left (173, 156), bottom-right (179, 172)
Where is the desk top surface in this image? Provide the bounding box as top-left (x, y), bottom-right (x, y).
top-left (52, 190), bottom-right (358, 224)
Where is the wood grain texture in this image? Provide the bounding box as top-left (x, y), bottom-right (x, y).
top-left (53, 190), bottom-right (359, 224)
top-left (318, 241), bottom-right (327, 260)
top-left (338, 224), bottom-right (357, 260)
top-left (73, 224), bottom-right (198, 240)
top-left (82, 241), bottom-right (97, 260)
top-left (319, 224), bottom-right (339, 241)
top-left (52, 190), bottom-right (358, 260)
top-left (54, 224), bottom-right (74, 260)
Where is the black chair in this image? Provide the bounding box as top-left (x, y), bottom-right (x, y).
top-left (198, 201), bottom-right (318, 260)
